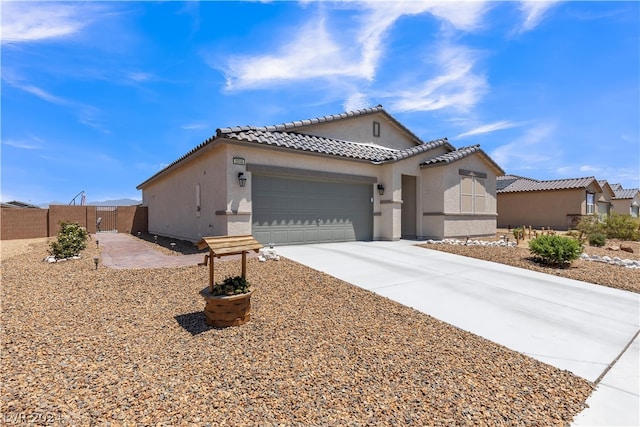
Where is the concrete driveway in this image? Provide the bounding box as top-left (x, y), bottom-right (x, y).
top-left (276, 240), bottom-right (639, 426)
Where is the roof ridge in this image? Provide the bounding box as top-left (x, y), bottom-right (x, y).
top-left (217, 105), bottom-right (386, 135)
top-left (536, 176), bottom-right (595, 183)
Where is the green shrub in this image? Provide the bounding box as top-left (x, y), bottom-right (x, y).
top-left (576, 215), bottom-right (603, 242)
top-left (49, 221), bottom-right (89, 259)
top-left (602, 213), bottom-right (640, 240)
top-left (211, 275), bottom-right (250, 296)
top-left (588, 232), bottom-right (606, 247)
top-left (512, 227), bottom-right (524, 240)
top-left (528, 235), bottom-right (583, 266)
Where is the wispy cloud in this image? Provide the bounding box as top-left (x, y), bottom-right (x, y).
top-left (181, 123), bottom-right (209, 131)
top-left (1, 2), bottom-right (92, 43)
top-left (221, 18), bottom-right (343, 90)
top-left (389, 44), bottom-right (487, 113)
top-left (457, 120), bottom-right (521, 138)
top-left (219, 1), bottom-right (490, 91)
top-left (18, 83), bottom-right (71, 105)
top-left (343, 92), bottom-right (372, 112)
top-left (127, 72), bottom-right (156, 83)
top-left (555, 165), bottom-right (639, 186)
top-left (2, 137), bottom-right (42, 150)
top-left (516, 1), bottom-right (561, 34)
top-left (3, 77), bottom-right (108, 132)
top-left (490, 123), bottom-right (556, 169)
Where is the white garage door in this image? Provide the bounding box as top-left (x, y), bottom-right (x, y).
top-left (252, 175), bottom-right (373, 245)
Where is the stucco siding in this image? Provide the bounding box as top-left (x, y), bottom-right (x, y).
top-left (497, 189), bottom-right (586, 230)
top-left (420, 155), bottom-right (498, 239)
top-left (144, 146), bottom-right (228, 241)
top-left (297, 112), bottom-right (417, 150)
top-left (612, 193), bottom-right (640, 217)
top-left (444, 215), bottom-right (497, 238)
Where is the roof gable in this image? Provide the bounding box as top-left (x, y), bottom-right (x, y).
top-left (420, 145), bottom-right (505, 175)
top-left (218, 127), bottom-right (450, 163)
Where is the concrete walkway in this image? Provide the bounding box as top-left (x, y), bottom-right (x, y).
top-left (96, 234), bottom-right (639, 425)
top-left (97, 233), bottom-right (260, 269)
top-left (98, 233), bottom-right (205, 269)
top-left (277, 240), bottom-right (639, 426)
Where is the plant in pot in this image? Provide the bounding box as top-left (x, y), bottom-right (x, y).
top-left (201, 275), bottom-right (253, 327)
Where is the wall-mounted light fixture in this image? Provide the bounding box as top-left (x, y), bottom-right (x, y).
top-left (238, 172), bottom-right (247, 187)
top-left (377, 184), bottom-right (385, 196)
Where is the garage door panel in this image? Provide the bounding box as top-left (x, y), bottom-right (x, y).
top-left (252, 175), bottom-right (372, 245)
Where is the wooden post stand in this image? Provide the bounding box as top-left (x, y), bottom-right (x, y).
top-left (196, 235), bottom-right (263, 327)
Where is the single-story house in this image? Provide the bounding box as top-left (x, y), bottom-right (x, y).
top-left (611, 184), bottom-right (640, 217)
top-left (137, 105), bottom-right (504, 245)
top-left (1, 200), bottom-right (41, 209)
top-left (497, 175), bottom-right (615, 230)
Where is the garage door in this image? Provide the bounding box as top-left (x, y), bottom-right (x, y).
top-left (252, 175), bottom-right (373, 245)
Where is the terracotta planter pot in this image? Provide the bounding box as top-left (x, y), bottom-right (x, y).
top-left (200, 289), bottom-right (252, 327)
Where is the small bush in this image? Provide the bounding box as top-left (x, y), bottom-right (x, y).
top-left (49, 221), bottom-right (89, 259)
top-left (576, 215), bottom-right (603, 242)
top-left (528, 235), bottom-right (583, 266)
top-left (512, 227), bottom-right (524, 240)
top-left (211, 275), bottom-right (250, 296)
top-left (588, 232), bottom-right (606, 247)
top-left (603, 213), bottom-right (640, 240)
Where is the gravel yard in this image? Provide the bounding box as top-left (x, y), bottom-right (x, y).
top-left (2, 238), bottom-right (593, 425)
top-left (419, 237), bottom-right (640, 294)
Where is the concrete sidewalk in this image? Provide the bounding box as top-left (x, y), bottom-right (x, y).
top-left (277, 240), bottom-right (640, 426)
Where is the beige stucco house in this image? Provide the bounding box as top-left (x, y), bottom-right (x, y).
top-left (611, 184), bottom-right (640, 217)
top-left (137, 106), bottom-right (504, 244)
top-left (497, 175), bottom-right (608, 230)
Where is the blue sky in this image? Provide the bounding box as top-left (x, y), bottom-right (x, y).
top-left (2, 1), bottom-right (638, 205)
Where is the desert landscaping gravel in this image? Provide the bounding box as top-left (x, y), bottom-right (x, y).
top-left (419, 238), bottom-right (640, 294)
top-left (2, 238), bottom-right (595, 425)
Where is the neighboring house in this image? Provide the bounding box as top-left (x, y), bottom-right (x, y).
top-left (1, 200), bottom-right (41, 209)
top-left (611, 184), bottom-right (640, 217)
top-left (137, 106), bottom-right (504, 244)
top-left (497, 175), bottom-right (605, 230)
top-left (596, 180), bottom-right (615, 218)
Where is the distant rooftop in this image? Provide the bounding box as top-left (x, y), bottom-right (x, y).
top-left (497, 176), bottom-right (601, 193)
top-left (1, 200), bottom-right (41, 209)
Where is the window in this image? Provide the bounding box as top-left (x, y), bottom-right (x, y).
top-left (460, 174), bottom-right (486, 213)
top-left (586, 192), bottom-right (595, 214)
top-left (196, 184), bottom-right (201, 217)
top-left (373, 121), bottom-right (380, 138)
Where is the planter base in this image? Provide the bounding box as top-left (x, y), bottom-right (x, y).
top-left (200, 289), bottom-right (252, 327)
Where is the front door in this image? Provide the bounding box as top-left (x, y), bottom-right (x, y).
top-left (401, 175), bottom-right (417, 238)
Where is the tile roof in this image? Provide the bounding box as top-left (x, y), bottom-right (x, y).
top-left (419, 145), bottom-right (481, 166)
top-left (137, 105), bottom-right (502, 189)
top-left (419, 145), bottom-right (505, 175)
top-left (1, 200), bottom-right (41, 209)
top-left (613, 188), bottom-right (639, 199)
top-left (496, 175), bottom-right (538, 191)
top-left (498, 176), bottom-right (600, 193)
top-left (218, 127), bottom-right (449, 163)
top-left (218, 105), bottom-right (425, 145)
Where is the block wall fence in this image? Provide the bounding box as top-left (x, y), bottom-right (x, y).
top-left (1, 205), bottom-right (148, 240)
